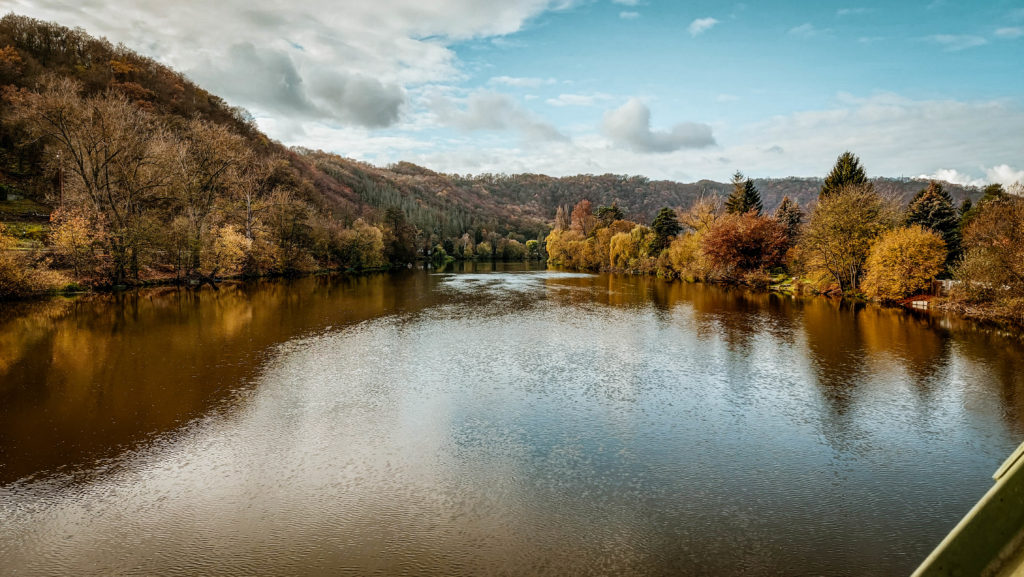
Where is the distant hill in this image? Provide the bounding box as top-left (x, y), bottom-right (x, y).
top-left (751, 176), bottom-right (977, 217)
top-left (319, 165), bottom-right (980, 227)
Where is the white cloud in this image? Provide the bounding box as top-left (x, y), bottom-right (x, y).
top-left (275, 91), bottom-right (1024, 187)
top-left (915, 169), bottom-right (986, 187)
top-left (688, 17), bottom-right (719, 37)
top-left (602, 98), bottom-right (715, 153)
top-left (916, 166), bottom-right (1024, 188)
top-left (611, 0), bottom-right (639, 5)
top-left (788, 23), bottom-right (822, 37)
top-left (716, 94), bottom-right (740, 103)
top-left (489, 76), bottom-right (557, 88)
top-left (926, 34), bottom-right (988, 51)
top-left (619, 11), bottom-right (639, 20)
top-left (432, 91), bottom-right (568, 142)
top-left (995, 27), bottom-right (1024, 39)
top-left (12, 0), bottom-right (579, 129)
top-left (21, 2), bottom-right (1020, 185)
top-left (270, 91), bottom-right (1024, 187)
top-left (546, 93), bottom-right (612, 107)
top-left (731, 94), bottom-right (1024, 181)
top-left (836, 7), bottom-right (868, 16)
top-left (985, 164), bottom-right (1024, 187)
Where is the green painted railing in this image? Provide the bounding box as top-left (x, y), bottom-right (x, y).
top-left (913, 441), bottom-right (1024, 577)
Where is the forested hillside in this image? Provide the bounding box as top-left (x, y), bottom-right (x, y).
top-left (440, 173), bottom-right (979, 225)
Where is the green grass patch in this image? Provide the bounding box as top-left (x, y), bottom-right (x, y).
top-left (0, 198), bottom-right (51, 218)
top-left (1, 221), bottom-right (50, 248)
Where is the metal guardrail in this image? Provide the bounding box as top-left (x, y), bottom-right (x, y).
top-left (912, 441), bottom-right (1024, 576)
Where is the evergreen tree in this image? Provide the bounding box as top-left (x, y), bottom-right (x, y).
top-left (596, 203), bottom-right (625, 226)
top-left (981, 183), bottom-right (1006, 203)
top-left (906, 180), bottom-right (960, 269)
top-left (773, 196), bottom-right (804, 241)
top-left (650, 207), bottom-right (682, 253)
top-left (959, 198), bottom-right (972, 218)
top-left (725, 171), bottom-right (762, 215)
top-left (820, 151), bottom-right (870, 199)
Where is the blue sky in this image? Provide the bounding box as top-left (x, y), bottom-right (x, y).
top-left (9, 0), bottom-right (1024, 184)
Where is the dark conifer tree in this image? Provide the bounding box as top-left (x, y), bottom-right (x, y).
top-left (596, 203), bottom-right (625, 226)
top-left (773, 196), bottom-right (804, 242)
top-left (725, 171), bottom-right (762, 215)
top-left (980, 183), bottom-right (1006, 203)
top-left (906, 180), bottom-right (960, 268)
top-left (959, 184), bottom-right (1004, 229)
top-left (959, 198), bottom-right (972, 218)
top-left (650, 207), bottom-right (682, 253)
top-left (820, 151), bottom-right (870, 199)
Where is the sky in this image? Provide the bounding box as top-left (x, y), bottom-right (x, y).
top-left (6, 0), bottom-right (1024, 185)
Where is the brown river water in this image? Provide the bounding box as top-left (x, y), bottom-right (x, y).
top-left (1, 262), bottom-right (1023, 576)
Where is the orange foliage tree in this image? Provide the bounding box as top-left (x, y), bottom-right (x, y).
top-left (700, 212), bottom-right (789, 280)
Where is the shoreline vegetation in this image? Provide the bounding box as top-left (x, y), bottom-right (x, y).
top-left (545, 155), bottom-right (1024, 331)
top-left (0, 13), bottom-right (1021, 332)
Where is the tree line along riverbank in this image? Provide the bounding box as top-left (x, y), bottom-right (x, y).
top-left (545, 152), bottom-right (1024, 330)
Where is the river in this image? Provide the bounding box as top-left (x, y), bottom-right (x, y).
top-left (1, 263), bottom-right (1022, 576)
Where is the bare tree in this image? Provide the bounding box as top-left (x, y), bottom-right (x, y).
top-left (11, 76), bottom-right (171, 284)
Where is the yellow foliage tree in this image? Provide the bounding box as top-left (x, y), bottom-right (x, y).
top-left (204, 224), bottom-right (250, 277)
top-left (50, 208), bottom-right (100, 276)
top-left (608, 225), bottom-right (655, 272)
top-left (335, 218), bottom-right (385, 269)
top-left (0, 224), bottom-right (66, 298)
top-left (800, 184), bottom-right (897, 292)
top-left (862, 225), bottom-right (945, 302)
top-left (665, 232), bottom-right (711, 281)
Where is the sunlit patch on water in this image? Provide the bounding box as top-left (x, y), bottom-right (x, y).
top-left (436, 270), bottom-right (596, 297)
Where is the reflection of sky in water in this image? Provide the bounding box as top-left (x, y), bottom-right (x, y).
top-left (2, 270), bottom-right (1023, 576)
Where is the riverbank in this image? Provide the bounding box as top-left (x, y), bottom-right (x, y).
top-left (0, 257), bottom-right (545, 303)
top-left (572, 263), bottom-right (1024, 335)
top-left (935, 299), bottom-right (1024, 333)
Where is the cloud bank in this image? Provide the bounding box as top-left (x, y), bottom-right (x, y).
top-left (602, 99), bottom-right (715, 153)
top-left (433, 91), bottom-right (567, 142)
top-left (13, 0), bottom-right (577, 128)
